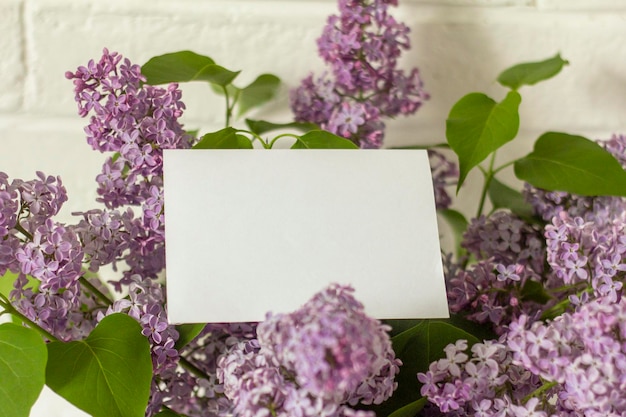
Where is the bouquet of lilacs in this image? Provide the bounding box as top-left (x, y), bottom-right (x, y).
top-left (0, 2), bottom-right (421, 417)
top-left (2, 1), bottom-right (626, 417)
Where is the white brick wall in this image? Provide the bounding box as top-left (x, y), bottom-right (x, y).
top-left (1, 1), bottom-right (625, 415)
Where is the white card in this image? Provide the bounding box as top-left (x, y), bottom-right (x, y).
top-left (163, 149), bottom-right (449, 323)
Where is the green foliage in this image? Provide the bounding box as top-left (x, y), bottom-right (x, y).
top-left (193, 127), bottom-right (253, 149)
top-left (237, 74), bottom-right (281, 116)
top-left (175, 323), bottom-right (206, 350)
top-left (438, 209), bottom-right (468, 259)
top-left (446, 91), bottom-right (521, 190)
top-left (487, 176), bottom-right (535, 220)
top-left (0, 323), bottom-right (47, 417)
top-left (46, 314), bottom-right (152, 417)
top-left (291, 130), bottom-right (359, 149)
top-left (514, 132), bottom-right (626, 196)
top-left (521, 279), bottom-right (553, 304)
top-left (142, 51), bottom-right (240, 86)
top-left (497, 54), bottom-right (569, 90)
top-left (246, 119), bottom-right (318, 135)
top-left (387, 398), bottom-right (427, 417)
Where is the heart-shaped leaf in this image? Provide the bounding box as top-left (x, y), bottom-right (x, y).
top-left (0, 323), bottom-right (47, 417)
top-left (291, 130), bottom-right (359, 149)
top-left (193, 127), bottom-right (252, 149)
top-left (237, 74), bottom-right (281, 116)
top-left (497, 53), bottom-right (569, 90)
top-left (514, 132), bottom-right (626, 196)
top-left (446, 91), bottom-right (521, 191)
top-left (142, 51), bottom-right (240, 86)
top-left (46, 313), bottom-right (152, 417)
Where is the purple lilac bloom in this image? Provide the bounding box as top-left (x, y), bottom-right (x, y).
top-left (65, 48), bottom-right (193, 209)
top-left (218, 284), bottom-right (400, 417)
top-left (291, 0), bottom-right (428, 148)
top-left (507, 296), bottom-right (626, 415)
top-left (417, 338), bottom-right (542, 415)
top-left (0, 171), bottom-right (97, 341)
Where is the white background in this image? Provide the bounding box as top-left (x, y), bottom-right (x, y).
top-left (0, 0), bottom-right (625, 415)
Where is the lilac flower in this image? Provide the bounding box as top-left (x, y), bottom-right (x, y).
top-left (66, 48), bottom-right (192, 208)
top-left (291, 0), bottom-right (428, 147)
top-left (505, 296), bottom-right (626, 415)
top-left (217, 284), bottom-right (399, 417)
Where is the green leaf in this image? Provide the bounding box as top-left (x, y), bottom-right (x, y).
top-left (1, 271), bottom-right (39, 316)
top-left (514, 132), bottom-right (626, 196)
top-left (438, 209), bottom-right (468, 259)
top-left (193, 127), bottom-right (252, 149)
top-left (521, 279), bottom-right (552, 304)
top-left (497, 54), bottom-right (569, 90)
top-left (0, 271), bottom-right (18, 300)
top-left (237, 74), bottom-right (281, 116)
top-left (292, 130), bottom-right (359, 149)
top-left (185, 129), bottom-right (200, 138)
top-left (175, 323), bottom-right (206, 350)
top-left (237, 134), bottom-right (254, 149)
top-left (142, 51), bottom-right (240, 86)
top-left (488, 177), bottom-right (535, 220)
top-left (0, 323), bottom-right (47, 417)
top-left (446, 91), bottom-right (521, 191)
top-left (388, 398), bottom-right (427, 417)
top-left (245, 119), bottom-right (319, 136)
top-left (46, 313), bottom-right (152, 417)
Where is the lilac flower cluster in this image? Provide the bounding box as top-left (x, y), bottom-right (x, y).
top-left (446, 212), bottom-right (547, 333)
top-left (217, 284), bottom-right (401, 417)
top-left (290, 0), bottom-right (428, 148)
top-left (508, 297), bottom-right (626, 415)
top-left (417, 339), bottom-right (543, 416)
top-left (420, 134), bottom-right (626, 416)
top-left (545, 211), bottom-right (626, 302)
top-left (65, 48), bottom-right (192, 208)
top-left (0, 171), bottom-right (100, 341)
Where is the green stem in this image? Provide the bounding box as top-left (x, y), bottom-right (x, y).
top-left (235, 129), bottom-right (270, 149)
top-left (268, 133), bottom-right (301, 149)
top-left (522, 380), bottom-right (558, 404)
top-left (476, 152), bottom-right (497, 218)
top-left (0, 297), bottom-right (59, 341)
top-left (492, 159), bottom-right (516, 175)
top-left (13, 222), bottom-right (33, 241)
top-left (223, 86), bottom-right (232, 127)
top-left (79, 276), bottom-right (113, 306)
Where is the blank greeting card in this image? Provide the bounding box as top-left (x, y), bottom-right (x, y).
top-left (163, 149), bottom-right (449, 323)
